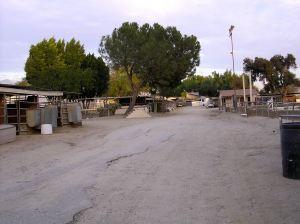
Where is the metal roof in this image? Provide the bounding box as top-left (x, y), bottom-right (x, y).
top-left (0, 84), bottom-right (63, 96)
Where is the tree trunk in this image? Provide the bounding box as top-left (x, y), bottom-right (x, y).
top-left (153, 94), bottom-right (158, 113)
top-left (82, 99), bottom-right (87, 109)
top-left (124, 90), bottom-right (138, 116)
top-left (124, 66), bottom-right (138, 116)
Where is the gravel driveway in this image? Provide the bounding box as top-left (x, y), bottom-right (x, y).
top-left (0, 107), bottom-right (299, 224)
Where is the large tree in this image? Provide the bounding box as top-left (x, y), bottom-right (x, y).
top-left (25, 37), bottom-right (65, 90)
top-left (100, 22), bottom-right (200, 114)
top-left (25, 37), bottom-right (109, 100)
top-left (243, 54), bottom-right (298, 94)
top-left (81, 53), bottom-right (109, 98)
top-left (100, 22), bottom-right (143, 114)
top-left (139, 24), bottom-right (200, 96)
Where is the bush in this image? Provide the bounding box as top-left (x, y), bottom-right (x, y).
top-left (97, 103), bottom-right (120, 116)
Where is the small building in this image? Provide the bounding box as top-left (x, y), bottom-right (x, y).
top-left (284, 86), bottom-right (300, 102)
top-left (117, 95), bottom-right (153, 107)
top-left (186, 92), bottom-right (200, 101)
top-left (256, 94), bottom-right (282, 104)
top-left (219, 89), bottom-right (258, 110)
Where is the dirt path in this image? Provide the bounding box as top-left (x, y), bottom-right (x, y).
top-left (0, 107), bottom-right (299, 224)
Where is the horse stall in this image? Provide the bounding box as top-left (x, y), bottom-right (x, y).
top-left (0, 84), bottom-right (63, 135)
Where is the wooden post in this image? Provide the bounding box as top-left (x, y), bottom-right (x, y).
top-left (256, 104), bottom-right (257, 116)
top-left (3, 94), bottom-right (7, 124)
top-left (60, 101), bottom-right (63, 127)
top-left (17, 97), bottom-right (20, 134)
top-left (249, 73), bottom-right (253, 104)
top-left (242, 74), bottom-right (246, 103)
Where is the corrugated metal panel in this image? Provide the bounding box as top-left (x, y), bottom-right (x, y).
top-left (50, 106), bottom-right (58, 128)
top-left (0, 125), bottom-right (16, 144)
top-left (67, 103), bottom-right (82, 124)
top-left (41, 105), bottom-right (58, 128)
top-left (26, 109), bottom-right (41, 127)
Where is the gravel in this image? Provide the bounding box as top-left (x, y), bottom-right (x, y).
top-left (0, 107), bottom-right (299, 224)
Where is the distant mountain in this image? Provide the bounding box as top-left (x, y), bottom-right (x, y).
top-left (0, 79), bottom-right (16, 84)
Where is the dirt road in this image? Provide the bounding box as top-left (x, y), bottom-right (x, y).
top-left (0, 107), bottom-right (299, 224)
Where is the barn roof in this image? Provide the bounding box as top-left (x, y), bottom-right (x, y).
top-left (0, 84), bottom-right (63, 96)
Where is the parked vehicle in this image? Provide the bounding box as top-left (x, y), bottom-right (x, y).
top-left (204, 98), bottom-right (215, 108)
top-left (176, 100), bottom-right (184, 107)
top-left (206, 102), bottom-right (215, 108)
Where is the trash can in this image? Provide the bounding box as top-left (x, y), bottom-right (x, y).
top-left (280, 115), bottom-right (300, 179)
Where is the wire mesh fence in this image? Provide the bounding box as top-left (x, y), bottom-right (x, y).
top-left (235, 102), bottom-right (300, 118)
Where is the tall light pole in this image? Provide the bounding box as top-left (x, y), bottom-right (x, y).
top-left (229, 25), bottom-right (235, 74)
top-left (229, 25), bottom-right (237, 111)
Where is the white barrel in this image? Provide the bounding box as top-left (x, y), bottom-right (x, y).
top-left (41, 124), bottom-right (53, 135)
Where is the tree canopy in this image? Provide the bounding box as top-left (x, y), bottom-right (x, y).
top-left (81, 53), bottom-right (109, 98)
top-left (107, 69), bottom-right (146, 97)
top-left (174, 71), bottom-right (249, 97)
top-left (243, 54), bottom-right (298, 94)
top-left (138, 24), bottom-right (200, 94)
top-left (16, 78), bottom-right (31, 87)
top-left (100, 22), bottom-right (200, 113)
top-left (25, 37), bottom-right (109, 98)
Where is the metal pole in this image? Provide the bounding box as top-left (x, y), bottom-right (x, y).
top-left (229, 25), bottom-right (237, 111)
top-left (3, 94), bottom-right (7, 124)
top-left (242, 74), bottom-right (246, 101)
top-left (230, 34), bottom-right (235, 74)
top-left (17, 96), bottom-right (20, 134)
top-left (249, 73), bottom-right (253, 103)
top-left (242, 74), bottom-right (246, 113)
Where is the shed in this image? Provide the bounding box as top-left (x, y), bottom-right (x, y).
top-left (219, 89), bottom-right (258, 109)
top-left (0, 84), bottom-right (63, 134)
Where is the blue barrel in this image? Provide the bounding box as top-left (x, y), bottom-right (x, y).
top-left (280, 121), bottom-right (300, 179)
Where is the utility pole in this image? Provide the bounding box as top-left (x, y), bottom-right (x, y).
top-left (242, 73), bottom-right (246, 102)
top-left (249, 73), bottom-right (253, 103)
top-left (242, 73), bottom-right (247, 114)
top-left (229, 25), bottom-right (237, 111)
top-left (229, 25), bottom-right (235, 74)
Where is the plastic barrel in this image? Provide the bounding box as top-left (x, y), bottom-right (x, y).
top-left (280, 122), bottom-right (300, 179)
top-left (41, 124), bottom-right (53, 135)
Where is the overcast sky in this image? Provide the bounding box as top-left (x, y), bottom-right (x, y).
top-left (0, 0), bottom-right (299, 83)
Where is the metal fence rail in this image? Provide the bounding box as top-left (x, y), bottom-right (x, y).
top-left (235, 102), bottom-right (300, 118)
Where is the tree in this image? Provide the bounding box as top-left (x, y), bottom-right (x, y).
top-left (174, 71), bottom-right (249, 97)
top-left (100, 22), bottom-right (143, 114)
top-left (64, 38), bottom-right (85, 68)
top-left (243, 54), bottom-right (298, 94)
top-left (108, 70), bottom-right (132, 97)
top-left (139, 24), bottom-right (200, 96)
top-left (107, 69), bottom-right (145, 97)
top-left (25, 37), bottom-right (65, 90)
top-left (81, 53), bottom-right (109, 98)
top-left (25, 37), bottom-right (109, 100)
top-left (16, 78), bottom-right (31, 87)
top-left (100, 22), bottom-right (200, 114)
